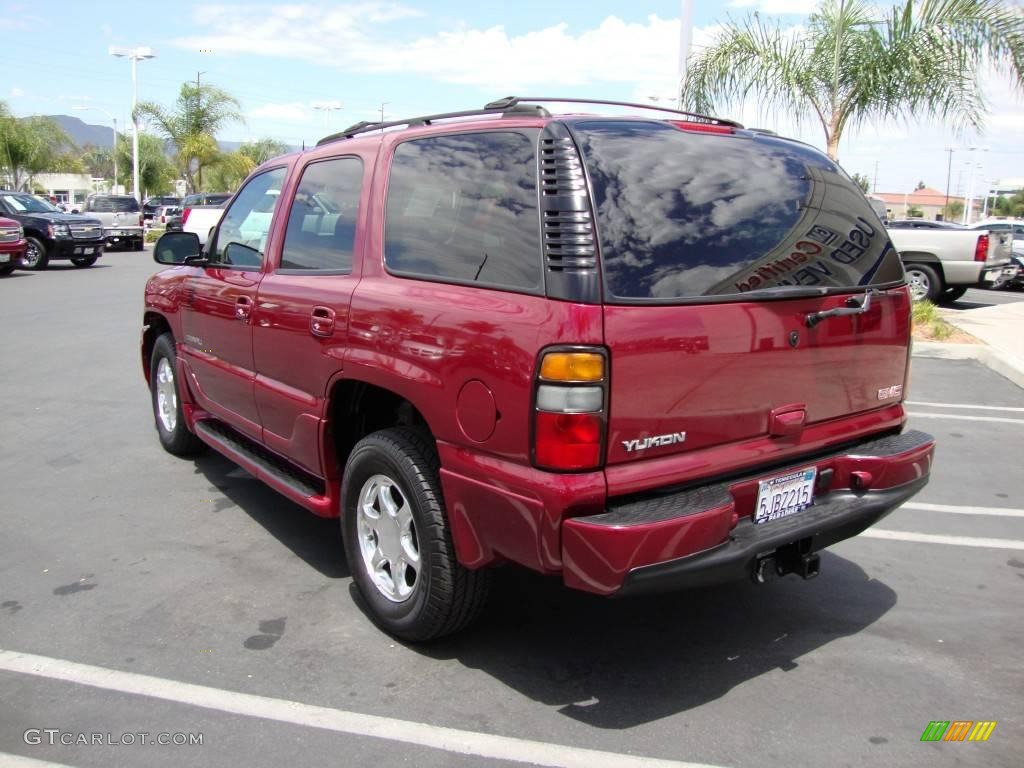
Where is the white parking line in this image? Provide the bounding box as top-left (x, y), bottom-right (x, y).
top-left (861, 530), bottom-right (1024, 550)
top-left (906, 412), bottom-right (1024, 425)
top-left (0, 650), bottom-right (725, 768)
top-left (901, 501), bottom-right (1024, 518)
top-left (0, 755), bottom-right (76, 768)
top-left (905, 401), bottom-right (1024, 412)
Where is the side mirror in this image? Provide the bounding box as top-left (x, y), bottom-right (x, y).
top-left (154, 231), bottom-right (205, 265)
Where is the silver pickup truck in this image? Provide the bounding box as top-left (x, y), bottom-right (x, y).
top-left (885, 220), bottom-right (1013, 303)
top-left (82, 195), bottom-right (144, 251)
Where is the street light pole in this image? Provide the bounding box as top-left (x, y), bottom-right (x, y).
top-left (109, 46), bottom-right (156, 204)
top-left (943, 146), bottom-right (954, 220)
top-left (312, 101), bottom-right (343, 131)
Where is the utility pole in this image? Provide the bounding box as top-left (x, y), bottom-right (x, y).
top-left (943, 147), bottom-right (954, 220)
top-left (873, 159), bottom-right (879, 193)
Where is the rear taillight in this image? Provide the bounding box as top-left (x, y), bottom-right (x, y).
top-left (182, 208), bottom-right (192, 225)
top-left (974, 233), bottom-right (988, 262)
top-left (533, 349), bottom-right (607, 471)
top-left (139, 215), bottom-right (144, 227)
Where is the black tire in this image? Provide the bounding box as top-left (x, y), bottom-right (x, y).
top-left (71, 256), bottom-right (98, 268)
top-left (134, 238), bottom-right (145, 252)
top-left (904, 263), bottom-right (941, 302)
top-left (341, 427), bottom-right (490, 641)
top-left (936, 285), bottom-right (968, 304)
top-left (149, 333), bottom-right (205, 456)
top-left (0, 263), bottom-right (14, 276)
top-left (21, 236), bottom-right (49, 270)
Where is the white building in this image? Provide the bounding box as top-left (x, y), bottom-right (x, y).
top-left (31, 173), bottom-right (98, 208)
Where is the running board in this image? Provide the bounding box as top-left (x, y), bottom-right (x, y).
top-left (193, 420), bottom-right (334, 517)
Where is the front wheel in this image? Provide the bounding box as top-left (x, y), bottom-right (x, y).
top-left (904, 264), bottom-right (941, 302)
top-left (71, 256), bottom-right (98, 268)
top-left (341, 428), bottom-right (490, 641)
top-left (21, 236), bottom-right (49, 270)
top-left (149, 333), bottom-right (204, 456)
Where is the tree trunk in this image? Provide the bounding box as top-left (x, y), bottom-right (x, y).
top-left (826, 114), bottom-right (842, 161)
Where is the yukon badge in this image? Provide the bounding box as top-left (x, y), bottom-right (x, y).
top-left (622, 432), bottom-right (687, 453)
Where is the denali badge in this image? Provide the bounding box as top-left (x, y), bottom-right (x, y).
top-left (878, 385), bottom-right (903, 400)
top-left (622, 432), bottom-right (687, 452)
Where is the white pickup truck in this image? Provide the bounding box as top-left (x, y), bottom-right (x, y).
top-left (885, 220), bottom-right (1013, 303)
top-left (180, 192), bottom-right (232, 246)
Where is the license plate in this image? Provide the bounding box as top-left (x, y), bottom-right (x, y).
top-left (0, 254), bottom-right (9, 263)
top-left (74, 247), bottom-right (95, 255)
top-left (754, 467), bottom-right (817, 524)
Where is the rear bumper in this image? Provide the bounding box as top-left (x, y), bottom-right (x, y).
top-left (561, 429), bottom-right (935, 596)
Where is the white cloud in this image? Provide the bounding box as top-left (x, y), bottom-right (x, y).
top-left (10, 87), bottom-right (24, 98)
top-left (728, 0), bottom-right (820, 14)
top-left (249, 102), bottom-right (312, 121)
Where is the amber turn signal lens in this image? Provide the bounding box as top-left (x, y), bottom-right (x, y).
top-left (539, 352), bottom-right (604, 382)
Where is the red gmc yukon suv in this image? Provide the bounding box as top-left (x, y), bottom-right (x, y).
top-left (143, 97), bottom-right (935, 640)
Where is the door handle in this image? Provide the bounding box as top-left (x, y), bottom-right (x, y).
top-left (235, 296), bottom-right (253, 321)
top-left (310, 306), bottom-right (335, 338)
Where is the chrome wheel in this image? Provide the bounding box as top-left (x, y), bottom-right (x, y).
top-left (356, 474), bottom-right (420, 603)
top-left (23, 239), bottom-right (43, 268)
top-left (155, 357), bottom-right (177, 433)
top-left (906, 268), bottom-right (930, 302)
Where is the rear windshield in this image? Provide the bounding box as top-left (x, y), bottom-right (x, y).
top-left (572, 121), bottom-right (903, 301)
top-left (90, 197), bottom-right (139, 213)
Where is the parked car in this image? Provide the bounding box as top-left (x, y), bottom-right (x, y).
top-left (0, 216), bottom-right (27, 275)
top-left (886, 219), bottom-right (964, 229)
top-left (0, 191), bottom-right (105, 269)
top-left (83, 194), bottom-right (144, 251)
top-left (152, 205), bottom-right (181, 228)
top-left (144, 97), bottom-right (935, 641)
top-left (180, 192), bottom-right (232, 245)
top-left (886, 222), bottom-right (1012, 302)
top-left (969, 219), bottom-right (1024, 256)
top-left (143, 196), bottom-right (181, 222)
top-left (164, 209), bottom-right (183, 232)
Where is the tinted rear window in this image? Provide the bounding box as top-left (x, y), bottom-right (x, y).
top-left (573, 121), bottom-right (903, 301)
top-left (90, 196), bottom-right (139, 213)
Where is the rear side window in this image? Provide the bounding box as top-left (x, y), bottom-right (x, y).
top-left (384, 131), bottom-right (542, 292)
top-left (281, 157), bottom-right (362, 272)
top-left (573, 121), bottom-right (904, 301)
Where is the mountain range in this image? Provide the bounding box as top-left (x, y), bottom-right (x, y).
top-left (46, 115), bottom-right (297, 154)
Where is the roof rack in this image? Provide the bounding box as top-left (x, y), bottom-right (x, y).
top-left (484, 96), bottom-right (743, 128)
top-left (315, 96), bottom-right (742, 147)
top-left (317, 102), bottom-right (550, 146)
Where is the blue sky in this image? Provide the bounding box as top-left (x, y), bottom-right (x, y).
top-left (2, 0), bottom-right (1022, 195)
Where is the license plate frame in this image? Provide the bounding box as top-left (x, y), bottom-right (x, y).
top-left (754, 467), bottom-right (817, 525)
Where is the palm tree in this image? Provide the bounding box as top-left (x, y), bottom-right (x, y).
top-left (681, 0), bottom-right (1024, 161)
top-left (136, 82), bottom-right (243, 192)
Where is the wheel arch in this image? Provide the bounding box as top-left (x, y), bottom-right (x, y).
top-left (141, 311), bottom-right (173, 385)
top-left (324, 377), bottom-right (434, 480)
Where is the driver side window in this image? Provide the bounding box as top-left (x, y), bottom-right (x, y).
top-left (208, 167), bottom-right (288, 268)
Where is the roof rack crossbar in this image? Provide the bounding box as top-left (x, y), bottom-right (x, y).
top-left (317, 103), bottom-right (551, 146)
top-left (484, 96), bottom-right (743, 128)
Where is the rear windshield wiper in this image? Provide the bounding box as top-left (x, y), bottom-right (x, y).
top-left (805, 288), bottom-right (879, 328)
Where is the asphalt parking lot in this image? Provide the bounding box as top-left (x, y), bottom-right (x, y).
top-left (1, 252), bottom-right (1022, 768)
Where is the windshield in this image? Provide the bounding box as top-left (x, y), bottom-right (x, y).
top-left (1, 194), bottom-right (61, 214)
top-left (572, 120), bottom-right (904, 301)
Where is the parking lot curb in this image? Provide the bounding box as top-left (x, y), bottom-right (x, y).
top-left (913, 342), bottom-right (1024, 390)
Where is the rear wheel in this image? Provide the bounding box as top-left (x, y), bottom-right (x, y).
top-left (936, 285), bottom-right (967, 305)
top-left (21, 236), bottom-right (49, 270)
top-left (904, 264), bottom-right (941, 302)
top-left (71, 256), bottom-right (98, 268)
top-left (149, 333), bottom-right (204, 456)
top-left (134, 238), bottom-right (145, 251)
top-left (341, 427), bottom-right (490, 641)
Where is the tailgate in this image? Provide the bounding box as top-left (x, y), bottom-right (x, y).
top-left (604, 289), bottom-right (911, 464)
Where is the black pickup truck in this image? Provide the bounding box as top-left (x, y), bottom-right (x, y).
top-left (0, 191), bottom-right (105, 269)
